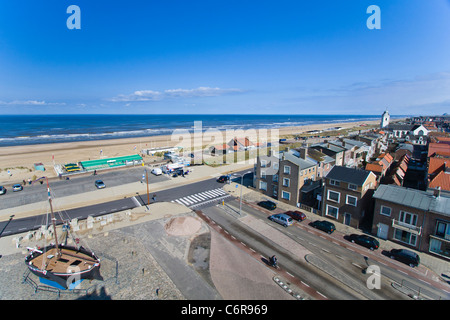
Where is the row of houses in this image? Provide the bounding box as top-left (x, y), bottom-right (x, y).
top-left (209, 137), bottom-right (264, 155)
top-left (253, 114), bottom-right (450, 261)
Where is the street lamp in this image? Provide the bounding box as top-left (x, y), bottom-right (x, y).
top-left (232, 171), bottom-right (252, 215)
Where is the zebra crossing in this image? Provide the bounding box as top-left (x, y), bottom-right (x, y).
top-left (171, 188), bottom-right (231, 208)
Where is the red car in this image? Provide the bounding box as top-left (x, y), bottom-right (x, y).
top-left (284, 211), bottom-right (306, 221)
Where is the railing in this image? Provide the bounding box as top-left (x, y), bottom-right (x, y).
top-left (392, 219), bottom-right (422, 235)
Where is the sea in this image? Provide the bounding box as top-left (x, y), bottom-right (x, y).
top-left (0, 114), bottom-right (393, 147)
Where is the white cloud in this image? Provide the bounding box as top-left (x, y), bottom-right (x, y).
top-left (109, 86), bottom-right (245, 102)
top-left (0, 100), bottom-right (65, 106)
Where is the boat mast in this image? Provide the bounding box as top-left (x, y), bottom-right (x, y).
top-left (45, 177), bottom-right (61, 258)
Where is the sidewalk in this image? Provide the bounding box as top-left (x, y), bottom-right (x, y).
top-left (225, 182), bottom-right (450, 292)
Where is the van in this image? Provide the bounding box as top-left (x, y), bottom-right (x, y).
top-left (268, 213), bottom-right (294, 227)
top-left (151, 168), bottom-right (162, 175)
top-left (389, 249), bottom-right (420, 267)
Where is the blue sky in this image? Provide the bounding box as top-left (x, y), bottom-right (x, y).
top-left (0, 0), bottom-right (449, 115)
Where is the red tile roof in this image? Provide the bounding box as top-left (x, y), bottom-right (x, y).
top-left (429, 170), bottom-right (450, 191)
top-left (428, 143), bottom-right (450, 157)
top-left (428, 157), bottom-right (449, 176)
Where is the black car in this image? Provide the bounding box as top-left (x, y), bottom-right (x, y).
top-left (389, 249), bottom-right (420, 267)
top-left (257, 200), bottom-right (277, 210)
top-left (310, 220), bottom-right (336, 234)
top-left (348, 234), bottom-right (379, 250)
top-left (217, 175), bottom-right (230, 183)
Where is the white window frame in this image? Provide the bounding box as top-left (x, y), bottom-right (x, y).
top-left (261, 170), bottom-right (266, 179)
top-left (284, 165), bottom-right (291, 174)
top-left (283, 178), bottom-right (290, 187)
top-left (326, 204), bottom-right (339, 219)
top-left (281, 191), bottom-right (291, 200)
top-left (327, 190), bottom-right (340, 203)
top-left (261, 160), bottom-right (267, 168)
top-left (348, 183), bottom-right (357, 191)
top-left (399, 211), bottom-right (418, 227)
top-left (330, 179), bottom-right (340, 186)
top-left (380, 205), bottom-right (391, 217)
top-left (259, 181), bottom-right (267, 191)
top-left (346, 195), bottom-right (357, 207)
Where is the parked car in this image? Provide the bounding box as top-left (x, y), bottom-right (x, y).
top-left (95, 180), bottom-right (106, 189)
top-left (268, 213), bottom-right (293, 227)
top-left (348, 234), bottom-right (379, 250)
top-left (12, 184), bottom-right (23, 192)
top-left (217, 175), bottom-right (230, 183)
top-left (389, 249), bottom-right (420, 267)
top-left (258, 200), bottom-right (277, 210)
top-left (0, 186), bottom-right (6, 195)
top-left (310, 220), bottom-right (336, 234)
top-left (285, 210), bottom-right (306, 222)
top-left (151, 168), bottom-right (162, 175)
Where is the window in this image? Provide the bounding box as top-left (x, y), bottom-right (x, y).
top-left (259, 181), bottom-right (267, 191)
top-left (283, 178), bottom-right (290, 187)
top-left (273, 163), bottom-right (279, 171)
top-left (348, 183), bottom-right (357, 191)
top-left (399, 211), bottom-right (418, 226)
top-left (261, 171), bottom-right (266, 179)
top-left (261, 160), bottom-right (267, 168)
top-left (330, 179), bottom-right (340, 186)
top-left (281, 191), bottom-right (290, 200)
top-left (272, 174), bottom-right (278, 182)
top-left (284, 165), bottom-right (291, 174)
top-left (327, 190), bottom-right (340, 203)
top-left (326, 205), bottom-right (339, 219)
top-left (346, 195), bottom-right (357, 207)
top-left (380, 206), bottom-right (391, 217)
top-left (436, 221), bottom-right (450, 239)
top-left (394, 229), bottom-right (417, 246)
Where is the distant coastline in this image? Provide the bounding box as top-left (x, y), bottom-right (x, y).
top-left (0, 114), bottom-right (404, 147)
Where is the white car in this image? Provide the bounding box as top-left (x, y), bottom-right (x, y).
top-left (151, 168), bottom-right (162, 175)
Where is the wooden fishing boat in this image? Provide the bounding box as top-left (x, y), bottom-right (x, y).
top-left (24, 177), bottom-right (102, 289)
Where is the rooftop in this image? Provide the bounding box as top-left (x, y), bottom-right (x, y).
top-left (325, 165), bottom-right (373, 186)
top-left (373, 184), bottom-right (450, 216)
top-left (282, 150), bottom-right (316, 170)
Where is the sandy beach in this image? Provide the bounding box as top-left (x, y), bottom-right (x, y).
top-left (0, 119), bottom-right (380, 185)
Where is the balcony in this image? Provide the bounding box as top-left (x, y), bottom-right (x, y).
top-left (392, 219), bottom-right (422, 235)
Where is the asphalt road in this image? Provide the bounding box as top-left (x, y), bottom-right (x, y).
top-left (0, 172), bottom-right (243, 237)
top-left (200, 200), bottom-right (450, 300)
top-left (0, 166), bottom-right (169, 210)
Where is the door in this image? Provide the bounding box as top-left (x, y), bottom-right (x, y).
top-left (377, 223), bottom-right (389, 240)
top-left (344, 213), bottom-right (351, 226)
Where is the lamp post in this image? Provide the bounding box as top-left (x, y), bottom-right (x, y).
top-left (232, 171), bottom-right (252, 216)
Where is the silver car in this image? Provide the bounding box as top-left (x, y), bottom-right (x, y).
top-left (268, 213), bottom-right (294, 227)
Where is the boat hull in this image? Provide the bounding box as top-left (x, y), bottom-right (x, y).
top-left (25, 244), bottom-right (103, 290)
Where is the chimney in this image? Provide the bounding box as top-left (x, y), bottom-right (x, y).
top-left (299, 147), bottom-right (308, 160)
top-left (435, 186), bottom-right (441, 198)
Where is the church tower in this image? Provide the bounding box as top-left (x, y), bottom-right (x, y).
top-left (380, 109), bottom-right (390, 128)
